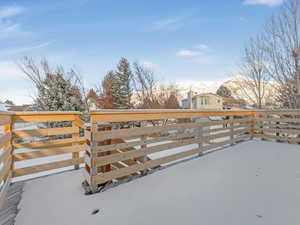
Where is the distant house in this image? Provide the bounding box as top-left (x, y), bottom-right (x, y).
top-left (181, 92), bottom-right (223, 110)
top-left (181, 91), bottom-right (245, 110)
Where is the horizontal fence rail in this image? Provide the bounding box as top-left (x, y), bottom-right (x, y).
top-left (84, 110), bottom-right (256, 192)
top-left (0, 112), bottom-right (14, 210)
top-left (0, 109), bottom-right (299, 199)
top-left (83, 109), bottom-right (300, 193)
top-left (12, 112), bottom-right (85, 178)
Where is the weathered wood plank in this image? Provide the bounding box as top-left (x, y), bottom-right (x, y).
top-left (13, 137), bottom-right (85, 149)
top-left (254, 123), bottom-right (300, 130)
top-left (93, 137), bottom-right (204, 166)
top-left (74, 117), bottom-right (86, 128)
top-left (256, 127), bottom-right (300, 135)
top-left (90, 110), bottom-right (256, 123)
top-left (13, 127), bottom-right (77, 138)
top-left (0, 148), bottom-right (12, 164)
top-left (14, 145), bottom-right (84, 161)
top-left (0, 158), bottom-right (11, 182)
top-left (254, 134), bottom-right (300, 142)
top-left (0, 134), bottom-right (11, 149)
top-left (13, 157), bottom-right (84, 177)
top-left (92, 124), bottom-right (250, 153)
top-left (92, 134), bottom-right (250, 185)
top-left (93, 128), bottom-right (250, 167)
top-left (92, 147), bottom-right (202, 184)
top-left (0, 115), bottom-right (11, 126)
top-left (13, 114), bottom-right (76, 123)
top-left (0, 173), bottom-right (11, 210)
top-left (93, 118), bottom-right (251, 142)
top-left (256, 117), bottom-right (300, 123)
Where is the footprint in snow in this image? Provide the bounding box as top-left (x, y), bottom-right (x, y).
top-left (91, 209), bottom-right (100, 215)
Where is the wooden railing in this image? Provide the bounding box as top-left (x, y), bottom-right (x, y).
top-left (0, 112), bottom-right (14, 209)
top-left (84, 110), bottom-right (257, 192)
top-left (0, 111), bottom-right (86, 209)
top-left (254, 110), bottom-right (300, 143)
top-left (12, 112), bottom-right (86, 178)
top-left (0, 109), bottom-right (299, 200)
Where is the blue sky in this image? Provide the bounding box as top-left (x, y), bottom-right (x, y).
top-left (0, 0), bottom-right (283, 104)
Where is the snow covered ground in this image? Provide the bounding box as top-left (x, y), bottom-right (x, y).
top-left (15, 140), bottom-right (300, 225)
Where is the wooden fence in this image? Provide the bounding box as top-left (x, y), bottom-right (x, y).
top-left (254, 110), bottom-right (300, 143)
top-left (0, 109), bottom-right (299, 201)
top-left (0, 112), bottom-right (14, 209)
top-left (0, 111), bottom-right (86, 209)
top-left (84, 110), bottom-right (256, 192)
top-left (84, 109), bottom-right (300, 192)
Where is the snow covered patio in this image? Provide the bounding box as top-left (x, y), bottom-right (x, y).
top-left (15, 140), bottom-right (300, 225)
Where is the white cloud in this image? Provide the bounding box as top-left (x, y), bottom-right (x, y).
top-left (244, 0), bottom-right (283, 6)
top-left (0, 6), bottom-right (30, 39)
top-left (176, 50), bottom-right (201, 57)
top-left (194, 44), bottom-right (209, 51)
top-left (1, 41), bottom-right (54, 56)
top-left (0, 6), bottom-right (24, 19)
top-left (146, 17), bottom-right (185, 32)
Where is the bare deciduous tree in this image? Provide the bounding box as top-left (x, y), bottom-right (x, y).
top-left (132, 62), bottom-right (160, 108)
top-left (263, 0), bottom-right (300, 107)
top-left (235, 36), bottom-right (269, 108)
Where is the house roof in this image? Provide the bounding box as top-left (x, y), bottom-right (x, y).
top-left (192, 93), bottom-right (222, 98)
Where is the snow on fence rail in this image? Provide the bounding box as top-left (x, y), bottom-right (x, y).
top-left (0, 109), bottom-right (299, 202)
top-left (84, 109), bottom-right (300, 193)
top-left (0, 111), bottom-right (87, 210)
top-left (12, 112), bottom-right (86, 178)
top-left (84, 110), bottom-right (256, 192)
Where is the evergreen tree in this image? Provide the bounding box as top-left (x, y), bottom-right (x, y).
top-left (114, 58), bottom-right (133, 108)
top-left (3, 100), bottom-right (14, 105)
top-left (216, 85), bottom-right (232, 98)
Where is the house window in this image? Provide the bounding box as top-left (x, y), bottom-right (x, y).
top-left (201, 97), bottom-right (210, 105)
top-left (205, 97), bottom-right (209, 105)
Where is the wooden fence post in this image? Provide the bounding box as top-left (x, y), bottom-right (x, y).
top-left (230, 116), bottom-right (234, 145)
top-left (198, 126), bottom-right (203, 156)
top-left (250, 114), bottom-right (255, 139)
top-left (90, 122), bottom-right (98, 193)
top-left (5, 116), bottom-right (14, 173)
top-left (72, 119), bottom-right (80, 170)
top-left (140, 121), bottom-right (148, 174)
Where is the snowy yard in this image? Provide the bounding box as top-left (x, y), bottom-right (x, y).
top-left (15, 140), bottom-right (300, 225)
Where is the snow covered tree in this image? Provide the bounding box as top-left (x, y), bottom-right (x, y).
top-left (19, 57), bottom-right (85, 111)
top-left (114, 58), bottom-right (133, 108)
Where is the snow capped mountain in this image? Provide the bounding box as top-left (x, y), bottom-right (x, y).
top-left (169, 79), bottom-right (229, 100)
